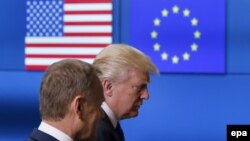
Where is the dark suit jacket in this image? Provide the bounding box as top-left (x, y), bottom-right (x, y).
top-left (95, 110), bottom-right (125, 141)
top-left (26, 128), bottom-right (58, 141)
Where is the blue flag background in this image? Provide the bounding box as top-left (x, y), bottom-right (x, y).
top-left (2, 0), bottom-right (250, 141)
top-left (130, 0), bottom-right (225, 73)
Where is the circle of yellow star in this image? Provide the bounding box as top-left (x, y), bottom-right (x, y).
top-left (154, 18), bottom-right (161, 26)
top-left (191, 43), bottom-right (198, 52)
top-left (194, 30), bottom-right (201, 39)
top-left (161, 52), bottom-right (168, 60)
top-left (183, 52), bottom-right (190, 61)
top-left (162, 9), bottom-right (169, 17)
top-left (154, 43), bottom-right (160, 51)
top-left (151, 6), bottom-right (202, 64)
top-left (183, 9), bottom-right (190, 17)
top-left (151, 30), bottom-right (158, 39)
top-left (172, 56), bottom-right (179, 64)
top-left (191, 18), bottom-right (198, 26)
top-left (172, 5), bottom-right (179, 14)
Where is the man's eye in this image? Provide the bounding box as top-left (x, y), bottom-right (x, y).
top-left (137, 87), bottom-right (144, 92)
top-left (135, 85), bottom-right (147, 93)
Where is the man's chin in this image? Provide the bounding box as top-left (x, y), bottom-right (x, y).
top-left (122, 111), bottom-right (139, 119)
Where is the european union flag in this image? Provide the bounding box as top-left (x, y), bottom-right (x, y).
top-left (130, 0), bottom-right (225, 73)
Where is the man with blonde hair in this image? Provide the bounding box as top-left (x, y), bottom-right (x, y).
top-left (27, 59), bottom-right (104, 141)
top-left (93, 44), bottom-right (158, 141)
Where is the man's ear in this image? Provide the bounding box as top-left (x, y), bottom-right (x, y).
top-left (72, 95), bottom-right (86, 120)
top-left (102, 79), bottom-right (113, 97)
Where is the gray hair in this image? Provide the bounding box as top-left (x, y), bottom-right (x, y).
top-left (93, 44), bottom-right (158, 83)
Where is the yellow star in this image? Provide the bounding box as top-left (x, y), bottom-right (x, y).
top-left (194, 30), bottom-right (201, 39)
top-left (154, 18), bottom-right (161, 26)
top-left (162, 9), bottom-right (169, 17)
top-left (161, 52), bottom-right (168, 60)
top-left (183, 52), bottom-right (190, 61)
top-left (183, 9), bottom-right (190, 17)
top-left (191, 18), bottom-right (198, 26)
top-left (154, 43), bottom-right (160, 51)
top-left (172, 55), bottom-right (179, 64)
top-left (151, 30), bottom-right (158, 39)
top-left (191, 43), bottom-right (198, 52)
top-left (172, 5), bottom-right (179, 14)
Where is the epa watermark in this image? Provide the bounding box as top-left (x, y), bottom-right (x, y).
top-left (227, 125), bottom-right (250, 141)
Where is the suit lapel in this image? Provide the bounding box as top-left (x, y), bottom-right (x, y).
top-left (115, 122), bottom-right (125, 141)
top-left (102, 110), bottom-right (125, 141)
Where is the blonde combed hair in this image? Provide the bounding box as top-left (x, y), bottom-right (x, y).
top-left (93, 44), bottom-right (158, 83)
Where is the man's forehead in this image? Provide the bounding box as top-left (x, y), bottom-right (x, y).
top-left (127, 68), bottom-right (150, 83)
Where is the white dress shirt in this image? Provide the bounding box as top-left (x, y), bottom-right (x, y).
top-left (101, 102), bottom-right (118, 128)
top-left (38, 121), bottom-right (73, 141)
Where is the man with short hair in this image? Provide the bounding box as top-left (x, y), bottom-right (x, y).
top-left (27, 59), bottom-right (104, 141)
top-left (93, 44), bottom-right (158, 141)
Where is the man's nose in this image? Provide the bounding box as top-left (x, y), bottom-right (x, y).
top-left (140, 88), bottom-right (149, 100)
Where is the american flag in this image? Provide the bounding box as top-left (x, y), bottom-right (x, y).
top-left (25, 0), bottom-right (112, 70)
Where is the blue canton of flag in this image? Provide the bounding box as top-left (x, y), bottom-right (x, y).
top-left (26, 0), bottom-right (64, 37)
top-left (130, 0), bottom-right (225, 73)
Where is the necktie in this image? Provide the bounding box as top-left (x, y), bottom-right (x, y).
top-left (116, 122), bottom-right (125, 141)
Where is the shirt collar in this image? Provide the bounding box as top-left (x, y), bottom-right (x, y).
top-left (38, 121), bottom-right (73, 141)
top-left (101, 102), bottom-right (118, 128)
